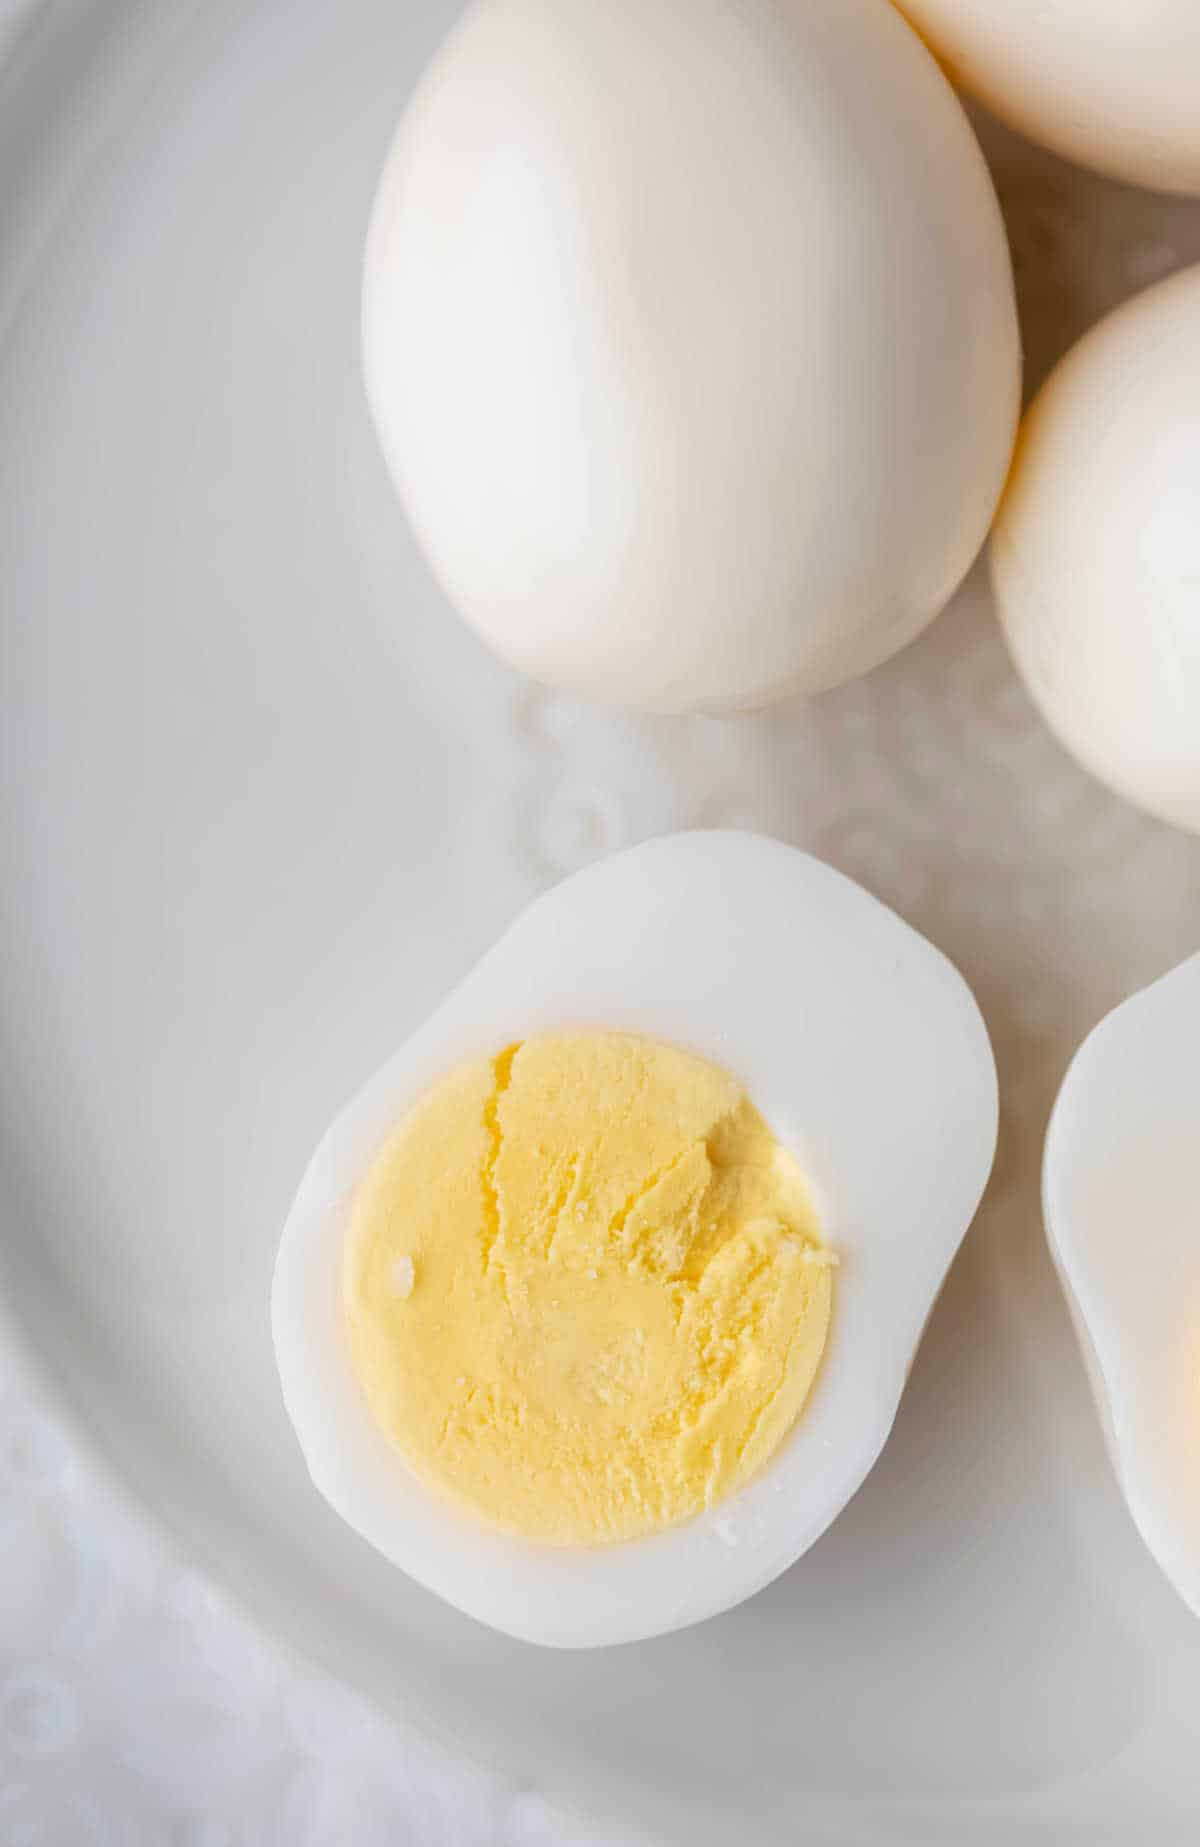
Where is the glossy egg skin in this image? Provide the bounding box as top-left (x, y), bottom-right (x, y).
top-left (991, 265), bottom-right (1200, 838)
top-left (272, 832), bottom-right (998, 1647)
top-left (1045, 954), bottom-right (1200, 1619)
top-left (897, 0), bottom-right (1200, 196)
top-left (363, 0), bottom-right (1019, 715)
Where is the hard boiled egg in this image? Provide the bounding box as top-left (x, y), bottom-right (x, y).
top-left (896, 0), bottom-right (1200, 196)
top-left (272, 832), bottom-right (998, 1646)
top-left (362, 0), bottom-right (1019, 715)
top-left (1045, 953), bottom-right (1200, 1618)
top-left (991, 264), bottom-right (1200, 837)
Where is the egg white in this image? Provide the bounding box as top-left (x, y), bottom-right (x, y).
top-left (272, 833), bottom-right (997, 1646)
top-left (992, 265), bottom-right (1200, 839)
top-left (362, 0), bottom-right (1019, 715)
top-left (1045, 952), bottom-right (1200, 1620)
top-left (897, 0), bottom-right (1200, 197)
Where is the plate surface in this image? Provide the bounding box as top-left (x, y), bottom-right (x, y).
top-left (3, 3), bottom-right (1200, 1841)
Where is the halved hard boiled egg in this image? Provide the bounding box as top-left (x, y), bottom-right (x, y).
top-left (1046, 953), bottom-right (1200, 1618)
top-left (272, 832), bottom-right (998, 1646)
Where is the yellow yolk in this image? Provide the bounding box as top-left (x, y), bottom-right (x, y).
top-left (344, 1032), bottom-right (833, 1546)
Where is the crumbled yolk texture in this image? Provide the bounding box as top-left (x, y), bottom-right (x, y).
top-left (344, 1032), bottom-right (833, 1546)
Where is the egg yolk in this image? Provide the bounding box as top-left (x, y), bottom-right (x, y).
top-left (344, 1032), bottom-right (833, 1546)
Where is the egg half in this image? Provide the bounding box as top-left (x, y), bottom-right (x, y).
top-left (1045, 953), bottom-right (1200, 1618)
top-left (272, 832), bottom-right (998, 1646)
top-left (896, 0), bottom-right (1200, 196)
top-left (362, 0), bottom-right (1019, 715)
top-left (992, 264), bottom-right (1200, 838)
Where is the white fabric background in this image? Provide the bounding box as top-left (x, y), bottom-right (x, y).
top-left (0, 1337), bottom-right (646, 1847)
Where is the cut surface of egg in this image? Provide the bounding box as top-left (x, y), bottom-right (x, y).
top-left (896, 0), bottom-right (1200, 196)
top-left (345, 1029), bottom-right (835, 1548)
top-left (1045, 954), bottom-right (1200, 1618)
top-left (362, 0), bottom-right (1019, 715)
top-left (272, 832), bottom-right (998, 1646)
top-left (992, 264), bottom-right (1200, 838)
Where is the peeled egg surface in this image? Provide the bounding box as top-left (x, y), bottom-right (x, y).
top-left (272, 832), bottom-right (998, 1647)
top-left (991, 265), bottom-right (1200, 838)
top-left (362, 0), bottom-right (1020, 716)
top-left (896, 0), bottom-right (1200, 196)
top-left (1045, 954), bottom-right (1200, 1618)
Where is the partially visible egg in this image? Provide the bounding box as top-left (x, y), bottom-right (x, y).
top-left (272, 832), bottom-right (998, 1647)
top-left (991, 265), bottom-right (1200, 837)
top-left (896, 0), bottom-right (1200, 196)
top-left (1045, 953), bottom-right (1200, 1618)
top-left (363, 0), bottom-right (1019, 715)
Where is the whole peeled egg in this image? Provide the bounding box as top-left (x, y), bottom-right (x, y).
top-left (1046, 954), bottom-right (1200, 1619)
top-left (272, 832), bottom-right (998, 1646)
top-left (896, 1), bottom-right (1200, 196)
top-left (991, 264), bottom-right (1200, 837)
top-left (362, 0), bottom-right (1020, 715)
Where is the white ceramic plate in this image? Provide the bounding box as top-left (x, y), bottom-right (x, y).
top-left (3, 4), bottom-right (1200, 1841)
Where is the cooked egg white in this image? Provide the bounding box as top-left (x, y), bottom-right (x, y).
top-left (1045, 952), bottom-right (1200, 1619)
top-left (992, 265), bottom-right (1200, 838)
top-left (272, 833), bottom-right (997, 1646)
top-left (897, 0), bottom-right (1200, 197)
top-left (362, 0), bottom-right (1019, 714)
